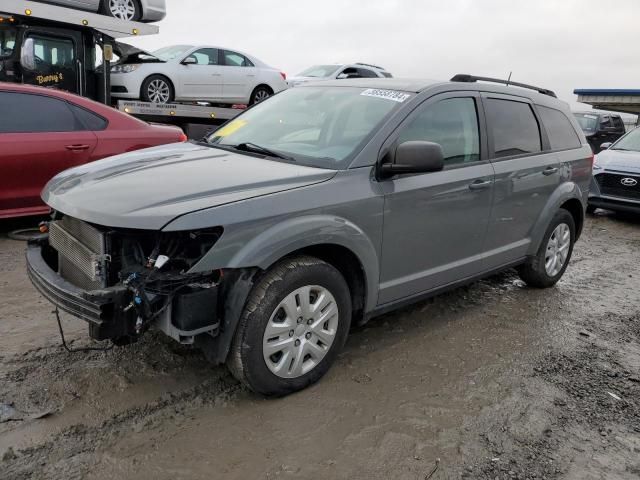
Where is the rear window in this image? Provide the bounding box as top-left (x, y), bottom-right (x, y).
top-left (486, 98), bottom-right (542, 158)
top-left (538, 106), bottom-right (581, 150)
top-left (0, 92), bottom-right (80, 133)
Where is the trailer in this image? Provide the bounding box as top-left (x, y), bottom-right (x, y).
top-left (1, 0), bottom-right (240, 133)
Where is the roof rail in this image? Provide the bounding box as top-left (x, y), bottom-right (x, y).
top-left (450, 74), bottom-right (557, 98)
top-left (355, 62), bottom-right (385, 70)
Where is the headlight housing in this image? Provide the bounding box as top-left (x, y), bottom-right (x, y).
top-left (111, 64), bottom-right (140, 74)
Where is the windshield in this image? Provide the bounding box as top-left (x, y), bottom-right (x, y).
top-left (573, 113), bottom-right (599, 132)
top-left (153, 45), bottom-right (193, 61)
top-left (611, 128), bottom-right (640, 152)
top-left (207, 86), bottom-right (410, 169)
top-left (297, 65), bottom-right (341, 78)
top-left (0, 27), bottom-right (17, 59)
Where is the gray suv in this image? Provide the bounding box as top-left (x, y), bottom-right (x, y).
top-left (27, 75), bottom-right (592, 396)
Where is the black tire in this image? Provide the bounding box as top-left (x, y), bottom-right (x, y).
top-left (586, 204), bottom-right (596, 215)
top-left (100, 0), bottom-right (141, 21)
top-left (140, 75), bottom-right (174, 104)
top-left (249, 85), bottom-right (273, 105)
top-left (518, 209), bottom-right (576, 288)
top-left (227, 256), bottom-right (352, 396)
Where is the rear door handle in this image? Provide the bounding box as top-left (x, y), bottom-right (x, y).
top-left (542, 167), bottom-right (558, 176)
top-left (65, 144), bottom-right (90, 151)
top-left (469, 179), bottom-right (492, 191)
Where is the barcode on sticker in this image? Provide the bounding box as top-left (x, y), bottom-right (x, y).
top-left (361, 89), bottom-right (411, 103)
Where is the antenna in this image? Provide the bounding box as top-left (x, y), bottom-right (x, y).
top-left (506, 71), bottom-right (513, 87)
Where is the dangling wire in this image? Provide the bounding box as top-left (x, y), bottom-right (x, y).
top-left (53, 308), bottom-right (114, 353)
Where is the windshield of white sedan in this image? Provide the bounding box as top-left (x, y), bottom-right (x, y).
top-left (297, 65), bottom-right (340, 78)
top-left (612, 128), bottom-right (640, 152)
top-left (153, 45), bottom-right (193, 61)
top-left (207, 87), bottom-right (410, 168)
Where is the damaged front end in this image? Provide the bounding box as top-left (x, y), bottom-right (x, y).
top-left (27, 214), bottom-right (224, 346)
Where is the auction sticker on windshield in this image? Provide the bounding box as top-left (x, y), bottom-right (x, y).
top-left (213, 119), bottom-right (247, 137)
top-left (361, 89), bottom-right (411, 103)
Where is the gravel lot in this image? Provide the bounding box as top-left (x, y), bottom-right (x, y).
top-left (1, 211), bottom-right (639, 480)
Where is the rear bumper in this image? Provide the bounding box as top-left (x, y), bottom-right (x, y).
top-left (26, 243), bottom-right (131, 340)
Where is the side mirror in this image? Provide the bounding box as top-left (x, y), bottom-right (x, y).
top-left (600, 142), bottom-right (612, 150)
top-left (181, 56), bottom-right (197, 65)
top-left (20, 38), bottom-right (36, 71)
top-left (379, 141), bottom-right (445, 177)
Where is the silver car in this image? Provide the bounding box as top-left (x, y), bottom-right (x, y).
top-left (39, 0), bottom-right (166, 22)
top-left (27, 76), bottom-right (592, 396)
top-left (589, 127), bottom-right (640, 214)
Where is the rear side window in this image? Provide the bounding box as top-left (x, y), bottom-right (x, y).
top-left (538, 106), bottom-right (581, 150)
top-left (612, 116), bottom-right (625, 130)
top-left (397, 97), bottom-right (480, 165)
top-left (355, 68), bottom-right (378, 78)
top-left (223, 50), bottom-right (253, 67)
top-left (486, 98), bottom-right (542, 158)
top-left (69, 104), bottom-right (108, 131)
top-left (0, 92), bottom-right (80, 133)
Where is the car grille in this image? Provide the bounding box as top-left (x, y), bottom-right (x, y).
top-left (49, 217), bottom-right (108, 290)
top-left (595, 173), bottom-right (640, 200)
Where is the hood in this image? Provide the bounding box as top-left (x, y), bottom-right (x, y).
top-left (114, 42), bottom-right (164, 64)
top-left (287, 76), bottom-right (319, 86)
top-left (42, 142), bottom-right (336, 230)
top-left (595, 148), bottom-right (640, 174)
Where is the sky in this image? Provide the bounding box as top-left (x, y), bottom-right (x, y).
top-left (127, 0), bottom-right (640, 117)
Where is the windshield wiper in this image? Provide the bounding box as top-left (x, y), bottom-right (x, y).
top-left (232, 142), bottom-right (296, 161)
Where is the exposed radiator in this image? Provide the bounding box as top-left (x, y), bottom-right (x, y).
top-left (49, 217), bottom-right (108, 290)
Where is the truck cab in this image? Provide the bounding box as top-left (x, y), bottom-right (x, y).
top-left (0, 0), bottom-right (158, 104)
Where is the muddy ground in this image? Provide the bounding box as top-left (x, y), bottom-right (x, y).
top-left (1, 211), bottom-right (639, 480)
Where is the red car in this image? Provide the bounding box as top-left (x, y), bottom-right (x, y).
top-left (0, 83), bottom-right (187, 219)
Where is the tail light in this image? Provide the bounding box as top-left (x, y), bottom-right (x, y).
top-left (178, 133), bottom-right (188, 142)
top-left (280, 72), bottom-right (287, 81)
top-left (589, 154), bottom-right (595, 168)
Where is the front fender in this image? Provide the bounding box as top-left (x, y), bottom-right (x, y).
top-left (527, 181), bottom-right (585, 255)
top-left (190, 215), bottom-right (380, 311)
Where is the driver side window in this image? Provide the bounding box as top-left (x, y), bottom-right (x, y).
top-left (188, 48), bottom-right (219, 65)
top-left (397, 97), bottom-right (481, 165)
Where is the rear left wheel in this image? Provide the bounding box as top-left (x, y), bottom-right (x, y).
top-left (227, 256), bottom-right (352, 396)
top-left (249, 86), bottom-right (273, 105)
top-left (101, 0), bottom-right (141, 21)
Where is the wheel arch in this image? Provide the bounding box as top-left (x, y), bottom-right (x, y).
top-left (528, 182), bottom-right (586, 255)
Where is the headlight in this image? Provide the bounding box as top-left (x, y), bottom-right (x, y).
top-left (111, 64), bottom-right (140, 74)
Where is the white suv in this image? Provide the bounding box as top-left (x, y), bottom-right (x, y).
top-left (111, 44), bottom-right (288, 105)
top-left (287, 63), bottom-right (392, 87)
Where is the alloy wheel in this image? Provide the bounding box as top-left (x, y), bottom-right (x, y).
top-left (109, 0), bottom-right (137, 21)
top-left (254, 89), bottom-right (271, 103)
top-left (262, 285), bottom-right (339, 379)
top-left (545, 223), bottom-right (571, 277)
top-left (147, 79), bottom-right (170, 103)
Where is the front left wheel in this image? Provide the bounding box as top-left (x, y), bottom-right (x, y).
top-left (227, 256), bottom-right (352, 396)
top-left (101, 0), bottom-right (141, 21)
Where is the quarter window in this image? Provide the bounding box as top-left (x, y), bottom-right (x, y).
top-left (69, 104), bottom-right (108, 131)
top-left (0, 92), bottom-right (80, 133)
top-left (397, 97), bottom-right (481, 165)
top-left (538, 106), bottom-right (581, 151)
top-left (223, 50), bottom-right (252, 67)
top-left (486, 98), bottom-right (541, 158)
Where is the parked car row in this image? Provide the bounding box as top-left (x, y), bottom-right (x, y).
top-left (111, 43), bottom-right (394, 106)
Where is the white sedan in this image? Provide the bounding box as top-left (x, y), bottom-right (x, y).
top-left (111, 44), bottom-right (288, 105)
top-left (38, 0), bottom-right (166, 22)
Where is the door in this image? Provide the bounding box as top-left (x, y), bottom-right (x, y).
top-left (20, 30), bottom-right (81, 95)
top-left (0, 91), bottom-right (97, 217)
top-left (378, 93), bottom-right (495, 304)
top-left (221, 50), bottom-right (256, 102)
top-left (481, 94), bottom-right (561, 268)
top-left (176, 48), bottom-right (223, 101)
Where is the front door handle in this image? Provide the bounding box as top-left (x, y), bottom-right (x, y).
top-left (66, 144), bottom-right (90, 151)
top-left (542, 167), bottom-right (559, 176)
top-left (469, 179), bottom-right (492, 190)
